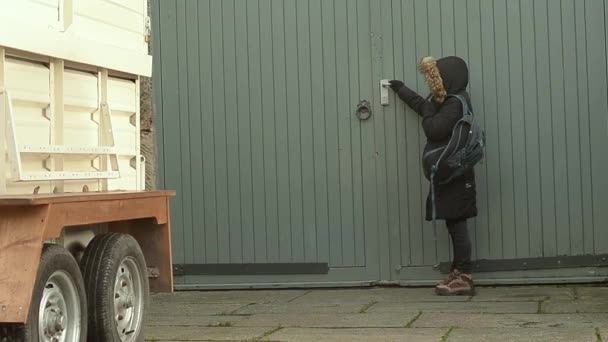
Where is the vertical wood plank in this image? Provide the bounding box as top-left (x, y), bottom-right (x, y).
top-left (175, 0), bottom-right (193, 263)
top-left (480, 0), bottom-right (503, 259)
top-left (347, 0), bottom-right (366, 267)
top-left (534, 0), bottom-right (557, 257)
top-left (547, 0), bottom-right (570, 256)
top-left (222, 0), bottom-right (241, 263)
top-left (412, 0), bottom-right (430, 266)
top-left (259, 0), bottom-right (280, 263)
top-left (588, 0), bottom-right (608, 253)
top-left (309, 0), bottom-right (330, 264)
top-left (561, 0), bottom-right (583, 255)
top-left (494, 0), bottom-right (516, 259)
top-left (359, 0), bottom-right (379, 278)
top-left (184, 0), bottom-right (205, 263)
top-left (335, 0), bottom-right (356, 266)
top-left (575, 0), bottom-right (594, 255)
top-left (520, 0), bottom-right (543, 258)
top-left (247, 0), bottom-right (268, 262)
top-left (321, 0), bottom-right (342, 266)
top-left (372, 0), bottom-right (390, 278)
top-left (295, 0), bottom-right (317, 263)
top-left (283, 0), bottom-right (304, 262)
top-left (506, 0), bottom-right (530, 258)
top-left (234, 0), bottom-right (255, 263)
top-left (466, 0), bottom-right (490, 260)
top-left (158, 0), bottom-right (185, 264)
top-left (271, 0), bottom-right (292, 262)
top-left (391, 0), bottom-right (410, 269)
top-left (382, 0), bottom-right (401, 274)
top-left (209, 0), bottom-right (230, 263)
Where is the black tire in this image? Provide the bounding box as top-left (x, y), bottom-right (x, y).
top-left (80, 233), bottom-right (149, 342)
top-left (0, 324), bottom-right (28, 341)
top-left (14, 244), bottom-right (88, 342)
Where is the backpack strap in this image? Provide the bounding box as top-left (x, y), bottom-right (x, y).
top-left (447, 94), bottom-right (471, 116)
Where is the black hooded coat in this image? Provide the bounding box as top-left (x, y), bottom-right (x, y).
top-left (393, 56), bottom-right (478, 221)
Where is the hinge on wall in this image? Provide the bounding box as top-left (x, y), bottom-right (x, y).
top-left (144, 16), bottom-right (151, 43)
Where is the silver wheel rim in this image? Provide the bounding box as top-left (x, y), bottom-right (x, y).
top-left (38, 270), bottom-right (81, 342)
top-left (114, 257), bottom-right (144, 342)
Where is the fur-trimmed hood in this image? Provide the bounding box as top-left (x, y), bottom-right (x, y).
top-left (419, 56), bottom-right (469, 103)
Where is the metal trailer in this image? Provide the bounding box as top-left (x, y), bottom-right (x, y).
top-left (0, 1), bottom-right (175, 340)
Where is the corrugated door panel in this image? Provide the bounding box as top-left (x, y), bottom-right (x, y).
top-left (388, 0), bottom-right (608, 276)
top-left (155, 0), bottom-right (377, 284)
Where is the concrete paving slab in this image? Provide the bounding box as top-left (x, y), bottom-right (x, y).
top-left (368, 300), bottom-right (539, 314)
top-left (259, 327), bottom-right (446, 342)
top-left (575, 286), bottom-right (608, 300)
top-left (413, 312), bottom-right (608, 328)
top-left (447, 327), bottom-right (598, 342)
top-left (152, 290), bottom-right (309, 305)
top-left (289, 287), bottom-right (468, 304)
top-left (234, 312), bottom-right (419, 328)
top-left (145, 326), bottom-right (269, 341)
top-left (471, 286), bottom-right (572, 302)
top-left (543, 299), bottom-right (608, 313)
top-left (146, 303), bottom-right (248, 316)
top-left (145, 314), bottom-right (249, 327)
top-left (234, 302), bottom-right (365, 315)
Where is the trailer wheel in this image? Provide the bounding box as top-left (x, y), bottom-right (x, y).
top-left (80, 233), bottom-right (149, 342)
top-left (20, 244), bottom-right (88, 342)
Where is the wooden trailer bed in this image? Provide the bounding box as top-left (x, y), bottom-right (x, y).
top-left (0, 190), bottom-right (175, 324)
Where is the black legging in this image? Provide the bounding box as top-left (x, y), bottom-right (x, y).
top-left (446, 219), bottom-right (472, 274)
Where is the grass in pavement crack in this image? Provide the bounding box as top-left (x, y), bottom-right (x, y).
top-left (440, 326), bottom-right (456, 342)
top-left (596, 328), bottom-right (603, 342)
top-left (252, 326), bottom-right (284, 341)
top-left (571, 287), bottom-right (580, 301)
top-left (537, 296), bottom-right (550, 314)
top-left (287, 290), bottom-right (313, 303)
top-left (358, 300), bottom-right (379, 314)
top-left (405, 311), bottom-right (423, 328)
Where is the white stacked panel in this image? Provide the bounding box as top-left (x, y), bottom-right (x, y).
top-left (0, 0), bottom-right (149, 195)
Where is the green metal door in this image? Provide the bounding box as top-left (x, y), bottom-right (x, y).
top-left (153, 0), bottom-right (383, 288)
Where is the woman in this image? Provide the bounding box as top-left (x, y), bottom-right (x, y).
top-left (389, 56), bottom-right (477, 296)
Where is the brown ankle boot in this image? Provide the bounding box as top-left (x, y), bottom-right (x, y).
top-left (435, 270), bottom-right (475, 296)
top-left (437, 270), bottom-right (457, 286)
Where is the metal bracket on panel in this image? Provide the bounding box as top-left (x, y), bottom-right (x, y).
top-left (42, 105), bottom-right (51, 120)
top-left (4, 91), bottom-right (24, 180)
top-left (91, 156), bottom-right (100, 171)
top-left (99, 102), bottom-right (119, 172)
top-left (129, 156), bottom-right (137, 170)
top-left (43, 157), bottom-right (52, 171)
top-left (144, 16), bottom-right (152, 43)
top-left (147, 267), bottom-right (160, 279)
top-left (437, 254), bottom-right (608, 274)
top-left (129, 114), bottom-right (136, 127)
top-left (90, 108), bottom-right (100, 124)
top-left (380, 79), bottom-right (391, 106)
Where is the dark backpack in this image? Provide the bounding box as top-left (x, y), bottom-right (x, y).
top-left (422, 94), bottom-right (486, 186)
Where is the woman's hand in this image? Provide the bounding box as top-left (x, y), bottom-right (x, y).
top-left (388, 80), bottom-right (404, 91)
